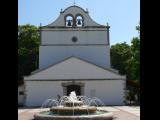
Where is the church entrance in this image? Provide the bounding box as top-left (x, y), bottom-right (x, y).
top-left (61, 82), bottom-right (84, 96)
top-left (67, 85), bottom-right (81, 96)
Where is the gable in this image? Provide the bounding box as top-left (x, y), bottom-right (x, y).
top-left (24, 57), bottom-right (125, 80)
top-left (44, 6), bottom-right (105, 27)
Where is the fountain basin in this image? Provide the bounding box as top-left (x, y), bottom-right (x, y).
top-left (36, 91), bottom-right (113, 120)
top-left (64, 101), bottom-right (83, 107)
top-left (34, 110), bottom-right (113, 120)
top-left (50, 106), bottom-right (97, 115)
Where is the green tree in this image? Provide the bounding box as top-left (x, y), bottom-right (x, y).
top-left (126, 24), bottom-right (140, 80)
top-left (18, 24), bottom-right (40, 85)
top-left (126, 24), bottom-right (140, 104)
top-left (110, 42), bottom-right (132, 76)
top-left (111, 24), bottom-right (140, 81)
top-left (125, 37), bottom-right (140, 80)
top-left (110, 24), bottom-right (140, 104)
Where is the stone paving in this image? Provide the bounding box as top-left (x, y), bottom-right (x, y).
top-left (114, 106), bottom-right (140, 117)
top-left (18, 106), bottom-right (140, 120)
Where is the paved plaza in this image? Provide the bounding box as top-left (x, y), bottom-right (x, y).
top-left (18, 106), bottom-right (140, 120)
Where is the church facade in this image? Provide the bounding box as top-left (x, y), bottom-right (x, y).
top-left (24, 5), bottom-right (126, 106)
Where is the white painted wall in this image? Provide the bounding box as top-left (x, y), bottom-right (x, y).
top-left (41, 30), bottom-right (108, 45)
top-left (39, 6), bottom-right (110, 70)
top-left (25, 80), bottom-right (125, 106)
top-left (39, 46), bottom-right (110, 69)
top-left (84, 80), bottom-right (126, 105)
top-left (25, 81), bottom-right (63, 107)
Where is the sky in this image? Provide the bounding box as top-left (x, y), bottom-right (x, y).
top-left (18, 0), bottom-right (140, 45)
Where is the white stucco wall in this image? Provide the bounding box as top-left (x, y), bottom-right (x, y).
top-left (41, 30), bottom-right (108, 45)
top-left (25, 80), bottom-right (125, 106)
top-left (84, 80), bottom-right (126, 105)
top-left (39, 5), bottom-right (110, 70)
top-left (39, 46), bottom-right (110, 69)
top-left (25, 81), bottom-right (63, 107)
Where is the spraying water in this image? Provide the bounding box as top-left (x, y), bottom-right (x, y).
top-left (35, 91), bottom-right (113, 120)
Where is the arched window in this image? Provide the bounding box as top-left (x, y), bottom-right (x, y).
top-left (76, 15), bottom-right (84, 27)
top-left (65, 15), bottom-right (74, 27)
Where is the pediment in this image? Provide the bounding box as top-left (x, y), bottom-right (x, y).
top-left (24, 57), bottom-right (126, 81)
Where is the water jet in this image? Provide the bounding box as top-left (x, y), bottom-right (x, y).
top-left (34, 91), bottom-right (113, 120)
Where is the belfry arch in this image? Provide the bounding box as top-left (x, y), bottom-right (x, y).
top-left (75, 14), bottom-right (84, 27)
top-left (64, 14), bottom-right (74, 27)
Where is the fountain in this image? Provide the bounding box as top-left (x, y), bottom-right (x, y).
top-left (34, 91), bottom-right (113, 120)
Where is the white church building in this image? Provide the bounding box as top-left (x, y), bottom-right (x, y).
top-left (24, 5), bottom-right (126, 107)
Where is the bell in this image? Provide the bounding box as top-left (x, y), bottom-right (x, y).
top-left (77, 19), bottom-right (81, 25)
top-left (67, 20), bottom-right (72, 26)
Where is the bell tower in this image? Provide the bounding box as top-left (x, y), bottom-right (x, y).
top-left (39, 5), bottom-right (111, 69)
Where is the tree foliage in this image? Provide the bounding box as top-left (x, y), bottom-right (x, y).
top-left (110, 42), bottom-right (132, 76)
top-left (18, 24), bottom-right (40, 85)
top-left (111, 24), bottom-right (140, 81)
top-left (111, 24), bottom-right (140, 104)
